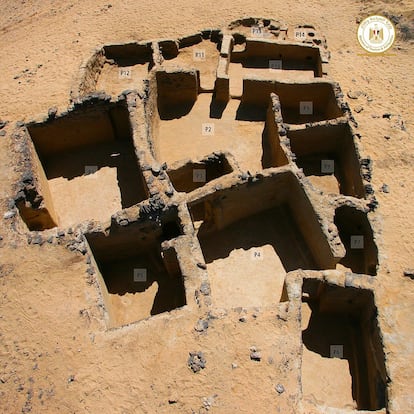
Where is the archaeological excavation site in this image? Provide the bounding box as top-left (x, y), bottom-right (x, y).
top-left (4, 15), bottom-right (404, 413)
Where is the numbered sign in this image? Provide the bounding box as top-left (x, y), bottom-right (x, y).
top-left (294, 30), bottom-right (307, 40)
top-left (330, 345), bottom-right (343, 358)
top-left (84, 165), bottom-right (98, 176)
top-left (133, 268), bottom-right (147, 282)
top-left (251, 248), bottom-right (264, 261)
top-left (193, 169), bottom-right (207, 183)
top-left (321, 160), bottom-right (335, 174)
top-left (269, 60), bottom-right (283, 70)
top-left (300, 101), bottom-right (313, 115)
top-left (350, 235), bottom-right (364, 249)
top-left (251, 26), bottom-right (264, 37)
top-left (193, 49), bottom-right (206, 62)
top-left (202, 123), bottom-right (215, 136)
top-left (119, 68), bottom-right (132, 79)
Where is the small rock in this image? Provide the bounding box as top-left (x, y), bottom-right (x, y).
top-left (239, 316), bottom-right (247, 323)
top-left (347, 90), bottom-right (363, 99)
top-left (67, 375), bottom-right (75, 383)
top-left (384, 135), bottom-right (391, 140)
top-left (57, 230), bottom-right (65, 238)
top-left (354, 105), bottom-right (364, 113)
top-left (382, 113), bottom-right (392, 119)
top-left (32, 234), bottom-right (43, 245)
top-left (250, 351), bottom-right (261, 361)
top-left (67, 228), bottom-right (73, 235)
top-left (151, 163), bottom-right (161, 175)
top-left (0, 120), bottom-right (7, 129)
top-left (199, 281), bottom-right (210, 295)
top-left (0, 130), bottom-right (6, 137)
top-left (231, 362), bottom-right (238, 369)
top-left (381, 184), bottom-right (390, 193)
top-left (195, 319), bottom-right (209, 332)
top-left (119, 219), bottom-right (129, 226)
top-left (48, 107), bottom-right (58, 119)
top-left (47, 236), bottom-right (54, 244)
top-left (3, 211), bottom-right (16, 219)
top-left (188, 351), bottom-right (206, 373)
top-left (197, 262), bottom-right (207, 270)
top-left (16, 121), bottom-right (25, 128)
top-left (403, 269), bottom-right (414, 279)
top-left (165, 188), bottom-right (174, 197)
top-left (168, 397), bottom-right (178, 404)
top-left (275, 384), bottom-right (285, 394)
top-left (87, 267), bottom-right (95, 276)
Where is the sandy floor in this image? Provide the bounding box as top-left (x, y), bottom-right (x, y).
top-left (157, 94), bottom-right (266, 173)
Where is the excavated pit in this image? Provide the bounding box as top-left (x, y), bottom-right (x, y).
top-left (334, 206), bottom-right (378, 276)
top-left (188, 172), bottom-right (336, 308)
top-left (229, 40), bottom-right (322, 95)
top-left (288, 123), bottom-right (365, 197)
top-left (301, 279), bottom-right (387, 410)
top-left (96, 43), bottom-right (154, 97)
top-left (160, 36), bottom-right (221, 91)
top-left (167, 153), bottom-right (233, 193)
top-left (153, 70), bottom-right (275, 173)
top-left (26, 102), bottom-right (148, 228)
top-left (86, 212), bottom-right (185, 328)
top-left (241, 79), bottom-right (343, 124)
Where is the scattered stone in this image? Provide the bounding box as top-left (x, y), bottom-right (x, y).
top-left (16, 121), bottom-right (25, 128)
top-left (87, 267), bottom-right (95, 276)
top-left (197, 262), bottom-right (207, 270)
top-left (347, 90), bottom-right (364, 99)
top-left (354, 105), bottom-right (364, 113)
top-left (195, 319), bottom-right (209, 332)
top-left (249, 347), bottom-right (261, 361)
top-left (403, 269), bottom-right (414, 279)
top-left (382, 113), bottom-right (392, 119)
top-left (381, 184), bottom-right (390, 193)
top-left (188, 351), bottom-right (206, 373)
top-left (3, 211), bottom-right (16, 219)
top-left (48, 107), bottom-right (58, 119)
top-left (31, 234), bottom-right (44, 245)
top-left (0, 120), bottom-right (7, 129)
top-left (67, 228), bottom-right (73, 235)
top-left (67, 375), bottom-right (75, 383)
top-left (384, 135), bottom-right (391, 140)
top-left (202, 395), bottom-right (217, 410)
top-left (57, 230), bottom-right (65, 238)
top-left (151, 163), bottom-right (161, 175)
top-left (239, 315), bottom-right (248, 323)
top-left (0, 130), bottom-right (6, 137)
top-left (168, 397), bottom-right (178, 404)
top-left (275, 384), bottom-right (285, 394)
top-left (231, 362), bottom-right (238, 369)
top-left (199, 281), bottom-right (210, 294)
top-left (208, 308), bottom-right (227, 319)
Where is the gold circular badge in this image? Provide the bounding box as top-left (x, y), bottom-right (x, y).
top-left (357, 15), bottom-right (396, 53)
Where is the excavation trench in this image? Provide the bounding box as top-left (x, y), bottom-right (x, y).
top-left (86, 211), bottom-right (185, 328)
top-left (301, 279), bottom-right (387, 410)
top-left (167, 153), bottom-right (233, 193)
top-left (188, 171), bottom-right (336, 308)
top-left (25, 102), bottom-right (148, 229)
top-left (288, 123), bottom-right (365, 197)
top-left (334, 206), bottom-right (378, 276)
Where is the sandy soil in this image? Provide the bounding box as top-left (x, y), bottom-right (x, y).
top-left (0, 0), bottom-right (413, 413)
